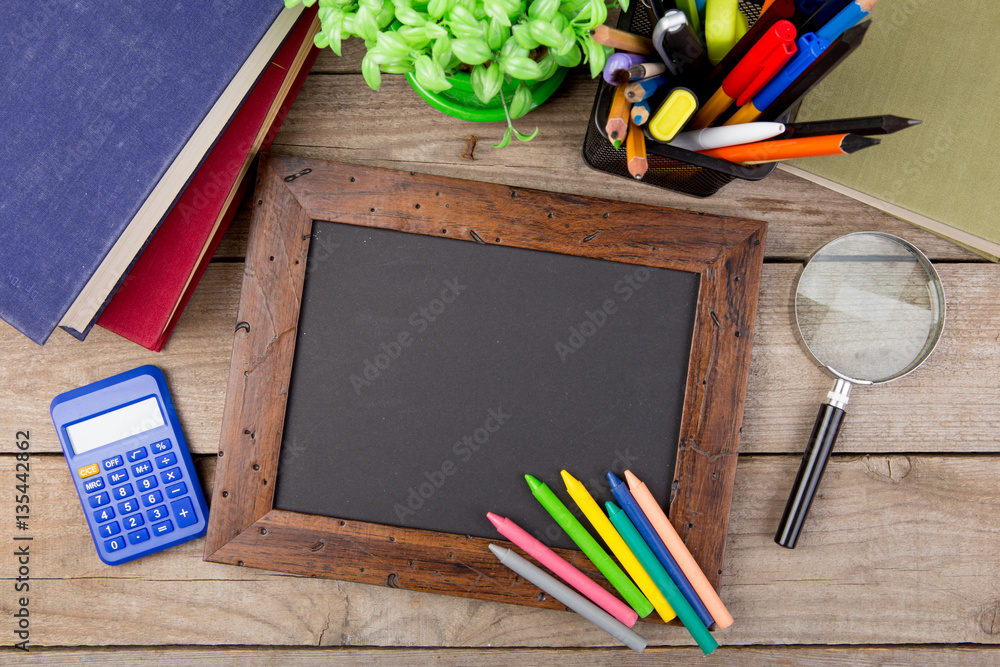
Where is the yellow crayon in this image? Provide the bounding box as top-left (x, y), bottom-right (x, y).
top-left (561, 470), bottom-right (677, 623)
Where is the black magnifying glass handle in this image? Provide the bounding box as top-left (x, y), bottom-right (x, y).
top-left (775, 379), bottom-right (852, 548)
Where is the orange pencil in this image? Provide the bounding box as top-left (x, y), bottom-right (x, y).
top-left (625, 470), bottom-right (734, 629)
top-left (699, 132), bottom-right (880, 163)
top-left (589, 25), bottom-right (655, 55)
top-left (761, 0), bottom-right (777, 11)
top-left (625, 120), bottom-right (647, 180)
top-left (605, 85), bottom-right (630, 150)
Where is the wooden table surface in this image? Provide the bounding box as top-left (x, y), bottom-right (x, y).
top-left (4, 47), bottom-right (999, 665)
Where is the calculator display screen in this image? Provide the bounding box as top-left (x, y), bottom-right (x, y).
top-left (65, 397), bottom-right (165, 455)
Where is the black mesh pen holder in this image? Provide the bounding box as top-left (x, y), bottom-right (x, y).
top-left (583, 0), bottom-right (786, 197)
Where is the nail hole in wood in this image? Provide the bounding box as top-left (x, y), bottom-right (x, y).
top-left (259, 527), bottom-right (267, 535)
top-left (387, 573), bottom-right (399, 588)
top-left (261, 479), bottom-right (268, 485)
top-left (340, 520), bottom-right (346, 527)
top-left (235, 322), bottom-right (250, 334)
top-left (415, 203), bottom-right (421, 209)
top-left (252, 464), bottom-right (260, 471)
top-left (222, 491), bottom-right (229, 498)
top-left (310, 540), bottom-right (326, 552)
top-left (237, 560), bottom-right (244, 566)
top-left (269, 256), bottom-right (274, 261)
top-left (350, 176), bottom-right (356, 182)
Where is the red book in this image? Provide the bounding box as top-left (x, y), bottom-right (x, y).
top-left (97, 8), bottom-right (320, 351)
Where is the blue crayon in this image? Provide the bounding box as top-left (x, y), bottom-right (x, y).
top-left (607, 471), bottom-right (715, 629)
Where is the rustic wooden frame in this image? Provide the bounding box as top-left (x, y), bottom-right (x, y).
top-left (204, 154), bottom-right (766, 617)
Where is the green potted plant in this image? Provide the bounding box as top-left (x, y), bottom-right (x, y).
top-left (285, 0), bottom-right (627, 146)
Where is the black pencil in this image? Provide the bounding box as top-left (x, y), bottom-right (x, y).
top-left (780, 115), bottom-right (922, 139)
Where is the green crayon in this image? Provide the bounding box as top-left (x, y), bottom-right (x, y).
top-left (606, 500), bottom-right (719, 655)
top-left (525, 474), bottom-right (653, 618)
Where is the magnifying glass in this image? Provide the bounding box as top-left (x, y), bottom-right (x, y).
top-left (775, 232), bottom-right (946, 549)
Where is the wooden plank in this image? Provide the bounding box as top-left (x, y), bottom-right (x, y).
top-left (3, 263), bottom-right (996, 456)
top-left (267, 72), bottom-right (976, 262)
top-left (6, 646), bottom-right (1000, 665)
top-left (6, 454), bottom-right (999, 647)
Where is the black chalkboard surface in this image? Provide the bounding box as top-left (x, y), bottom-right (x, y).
top-left (274, 220), bottom-right (699, 549)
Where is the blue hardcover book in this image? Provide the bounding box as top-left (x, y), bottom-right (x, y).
top-left (0, 1), bottom-right (294, 345)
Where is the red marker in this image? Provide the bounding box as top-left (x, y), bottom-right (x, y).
top-left (688, 20), bottom-right (797, 129)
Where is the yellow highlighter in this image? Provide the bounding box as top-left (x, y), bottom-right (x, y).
top-left (705, 0), bottom-right (748, 66)
top-left (561, 470), bottom-right (677, 623)
top-left (648, 88), bottom-right (698, 142)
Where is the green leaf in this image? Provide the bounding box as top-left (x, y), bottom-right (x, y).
top-left (377, 30), bottom-right (413, 58)
top-left (450, 37), bottom-right (492, 65)
top-left (527, 18), bottom-right (563, 47)
top-left (361, 53), bottom-right (382, 90)
top-left (552, 25), bottom-right (576, 55)
top-left (527, 0), bottom-right (558, 21)
top-left (394, 4), bottom-right (426, 24)
top-left (427, 0), bottom-right (452, 18)
top-left (513, 126), bottom-right (539, 141)
top-left (551, 43), bottom-right (581, 67)
top-left (414, 54), bottom-right (452, 92)
top-left (471, 62), bottom-right (502, 103)
top-left (492, 126), bottom-right (513, 149)
top-left (534, 52), bottom-right (559, 81)
top-left (585, 0), bottom-right (607, 28)
top-left (448, 4), bottom-right (479, 27)
top-left (511, 22), bottom-right (540, 49)
top-left (501, 54), bottom-right (542, 81)
top-left (485, 16), bottom-right (507, 50)
top-left (431, 34), bottom-right (453, 68)
top-left (618, 0), bottom-right (629, 12)
top-left (508, 83), bottom-right (534, 119)
top-left (583, 38), bottom-right (610, 79)
top-left (500, 36), bottom-right (528, 60)
top-left (376, 1), bottom-right (396, 27)
top-left (285, 0), bottom-right (302, 7)
top-left (353, 5), bottom-right (379, 41)
top-left (398, 25), bottom-right (432, 48)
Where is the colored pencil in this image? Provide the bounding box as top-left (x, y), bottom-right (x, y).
top-left (626, 120), bottom-right (648, 180)
top-left (605, 84), bottom-right (630, 150)
top-left (561, 470), bottom-right (677, 623)
top-left (625, 470), bottom-right (734, 629)
top-left (607, 502), bottom-right (719, 655)
top-left (624, 75), bottom-right (668, 103)
top-left (589, 25), bottom-right (655, 55)
top-left (525, 474), bottom-right (654, 617)
top-left (631, 100), bottom-right (651, 126)
top-left (489, 545), bottom-right (648, 654)
top-left (699, 132), bottom-right (880, 163)
top-left (487, 512), bottom-right (639, 627)
top-left (779, 115), bottom-right (921, 138)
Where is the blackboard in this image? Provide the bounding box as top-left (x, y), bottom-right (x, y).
top-left (273, 220), bottom-right (699, 549)
top-left (204, 156), bottom-right (766, 615)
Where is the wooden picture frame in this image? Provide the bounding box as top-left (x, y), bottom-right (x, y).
top-left (204, 154), bottom-right (766, 617)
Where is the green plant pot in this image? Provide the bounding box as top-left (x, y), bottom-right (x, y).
top-left (405, 67), bottom-right (569, 123)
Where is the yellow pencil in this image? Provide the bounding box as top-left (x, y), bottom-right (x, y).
top-left (561, 470), bottom-right (677, 623)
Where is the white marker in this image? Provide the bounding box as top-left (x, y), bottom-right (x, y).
top-left (668, 122), bottom-right (786, 151)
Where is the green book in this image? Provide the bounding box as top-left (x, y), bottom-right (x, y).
top-left (786, 0), bottom-right (1000, 261)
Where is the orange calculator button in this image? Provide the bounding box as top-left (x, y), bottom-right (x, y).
top-left (78, 463), bottom-right (99, 478)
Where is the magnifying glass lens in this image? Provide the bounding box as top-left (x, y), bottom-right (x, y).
top-left (796, 233), bottom-right (943, 383)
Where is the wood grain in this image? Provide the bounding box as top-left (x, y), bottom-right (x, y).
top-left (5, 454), bottom-right (999, 647)
top-left (6, 646), bottom-right (1000, 665)
top-left (4, 264), bottom-right (996, 457)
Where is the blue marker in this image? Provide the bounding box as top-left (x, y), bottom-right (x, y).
top-left (746, 33), bottom-right (830, 112)
top-left (607, 472), bottom-right (715, 629)
top-left (816, 0), bottom-right (872, 43)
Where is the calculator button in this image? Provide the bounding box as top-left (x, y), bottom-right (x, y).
top-left (98, 521), bottom-right (121, 538)
top-left (78, 463), bottom-right (99, 478)
top-left (131, 461), bottom-right (154, 477)
top-left (152, 520), bottom-right (174, 537)
top-left (147, 505), bottom-right (169, 522)
top-left (109, 469), bottom-right (129, 485)
top-left (151, 439), bottom-right (172, 454)
top-left (102, 454), bottom-right (124, 470)
top-left (88, 492), bottom-right (110, 508)
top-left (104, 536), bottom-right (126, 552)
top-left (136, 475), bottom-right (158, 492)
top-left (83, 477), bottom-right (105, 493)
top-left (165, 481), bottom-right (187, 498)
top-left (112, 483), bottom-right (135, 500)
top-left (126, 446), bottom-right (148, 462)
top-left (142, 490), bottom-right (164, 507)
top-left (171, 497), bottom-right (198, 528)
top-left (93, 507), bottom-right (116, 523)
top-left (155, 452), bottom-right (178, 469)
top-left (128, 528), bottom-right (150, 545)
top-left (122, 513), bottom-right (145, 530)
top-left (160, 467), bottom-right (182, 484)
top-left (117, 498), bottom-right (140, 514)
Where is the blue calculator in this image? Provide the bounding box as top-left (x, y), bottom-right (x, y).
top-left (50, 365), bottom-right (208, 566)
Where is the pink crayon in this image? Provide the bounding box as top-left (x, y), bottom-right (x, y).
top-left (487, 512), bottom-right (639, 627)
